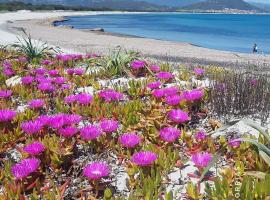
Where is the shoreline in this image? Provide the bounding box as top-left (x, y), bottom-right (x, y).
top-left (1, 11), bottom-right (270, 68)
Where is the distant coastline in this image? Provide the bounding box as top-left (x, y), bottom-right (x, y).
top-left (54, 13), bottom-right (270, 54)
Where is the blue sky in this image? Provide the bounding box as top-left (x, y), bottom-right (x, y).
top-left (246, 0), bottom-right (269, 3)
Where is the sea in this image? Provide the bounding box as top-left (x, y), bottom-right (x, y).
top-left (54, 13), bottom-right (270, 54)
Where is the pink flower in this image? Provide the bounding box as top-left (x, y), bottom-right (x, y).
top-left (11, 158), bottom-right (40, 180)
top-left (76, 93), bottom-right (93, 105)
top-left (165, 95), bottom-right (182, 106)
top-left (48, 70), bottom-right (59, 76)
top-left (98, 89), bottom-right (123, 102)
top-left (35, 68), bottom-right (47, 75)
top-left (0, 90), bottom-right (12, 98)
top-left (58, 126), bottom-right (78, 138)
top-left (194, 68), bottom-right (205, 76)
top-left (100, 119), bottom-right (118, 133)
top-left (168, 109), bottom-right (189, 124)
top-left (21, 76), bottom-right (34, 85)
top-left (53, 77), bottom-right (67, 85)
top-left (37, 83), bottom-right (55, 92)
top-left (64, 94), bottom-right (93, 105)
top-left (21, 120), bottom-right (43, 135)
top-left (47, 114), bottom-right (81, 129)
top-left (80, 125), bottom-right (102, 141)
top-left (147, 81), bottom-right (161, 90)
top-left (74, 68), bottom-right (84, 75)
top-left (67, 69), bottom-right (74, 75)
top-left (163, 86), bottom-right (179, 96)
top-left (152, 89), bottom-right (165, 99)
top-left (159, 127), bottom-right (181, 143)
top-left (41, 59), bottom-right (54, 66)
top-left (131, 151), bottom-right (158, 166)
top-left (61, 84), bottom-right (72, 90)
top-left (156, 71), bottom-right (174, 80)
top-left (3, 68), bottom-right (15, 76)
top-left (195, 131), bottom-right (207, 141)
top-left (191, 152), bottom-right (213, 169)
top-left (182, 89), bottom-right (204, 101)
top-left (131, 60), bottom-right (146, 70)
top-left (23, 141), bottom-right (46, 155)
top-left (83, 162), bottom-right (110, 180)
top-left (18, 57), bottom-right (27, 63)
top-left (150, 65), bottom-right (160, 72)
top-left (228, 139), bottom-right (241, 148)
top-left (0, 109), bottom-right (16, 122)
top-left (64, 95), bottom-right (77, 104)
top-left (250, 79), bottom-right (258, 86)
top-left (28, 99), bottom-right (45, 109)
top-left (2, 60), bottom-right (12, 68)
top-left (119, 133), bottom-right (141, 148)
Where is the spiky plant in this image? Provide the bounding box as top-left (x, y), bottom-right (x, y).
top-left (11, 29), bottom-right (61, 61)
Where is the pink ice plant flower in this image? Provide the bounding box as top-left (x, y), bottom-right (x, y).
top-left (23, 141), bottom-right (46, 155)
top-left (67, 69), bottom-right (74, 75)
top-left (2, 60), bottom-right (12, 68)
top-left (47, 114), bottom-right (81, 129)
top-left (156, 71), bottom-right (174, 80)
top-left (131, 151), bottom-right (158, 167)
top-left (194, 68), bottom-right (205, 76)
top-left (83, 162), bottom-right (110, 180)
top-left (163, 86), bottom-right (179, 96)
top-left (119, 133), bottom-right (141, 148)
top-left (195, 130), bottom-right (207, 141)
top-left (168, 109), bottom-right (190, 124)
top-left (131, 60), bottom-right (146, 70)
top-left (147, 81), bottom-right (162, 90)
top-left (64, 94), bottom-right (77, 104)
top-left (159, 127), bottom-right (181, 143)
top-left (21, 120), bottom-right (43, 135)
top-left (3, 68), bottom-right (15, 76)
top-left (98, 89), bottom-right (123, 102)
top-left (28, 99), bottom-right (45, 109)
top-left (150, 65), bottom-right (160, 72)
top-left (58, 126), bottom-right (78, 138)
top-left (21, 76), bottom-right (34, 85)
top-left (152, 89), bottom-right (165, 99)
top-left (54, 77), bottom-right (67, 85)
top-left (228, 139), bottom-right (241, 148)
top-left (0, 109), bottom-right (16, 122)
top-left (191, 152), bottom-right (213, 169)
top-left (37, 83), bottom-right (55, 92)
top-left (34, 68), bottom-right (47, 75)
top-left (0, 90), bottom-right (12, 98)
top-left (74, 68), bottom-right (84, 75)
top-left (250, 79), bottom-right (258, 86)
top-left (165, 95), bottom-right (182, 106)
top-left (11, 158), bottom-right (40, 180)
top-left (48, 70), bottom-right (59, 76)
top-left (100, 119), bottom-right (119, 133)
top-left (80, 125), bottom-right (102, 141)
top-left (64, 93), bottom-right (93, 105)
top-left (182, 89), bottom-right (204, 101)
top-left (76, 93), bottom-right (93, 105)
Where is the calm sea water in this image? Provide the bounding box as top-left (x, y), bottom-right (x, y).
top-left (55, 13), bottom-right (270, 54)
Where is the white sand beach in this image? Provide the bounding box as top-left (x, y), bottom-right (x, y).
top-left (1, 11), bottom-right (270, 67)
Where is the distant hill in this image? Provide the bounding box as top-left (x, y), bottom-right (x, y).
top-left (133, 0), bottom-right (204, 7)
top-left (249, 2), bottom-right (270, 11)
top-left (182, 0), bottom-right (261, 11)
top-left (0, 0), bottom-right (168, 11)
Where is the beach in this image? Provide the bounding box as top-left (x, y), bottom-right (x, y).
top-left (1, 11), bottom-right (270, 67)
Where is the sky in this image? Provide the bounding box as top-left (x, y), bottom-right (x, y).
top-left (246, 0), bottom-right (269, 3)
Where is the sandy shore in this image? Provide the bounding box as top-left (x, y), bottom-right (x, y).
top-left (1, 11), bottom-right (270, 67)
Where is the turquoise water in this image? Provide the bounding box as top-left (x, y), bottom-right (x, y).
top-left (55, 13), bottom-right (270, 54)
